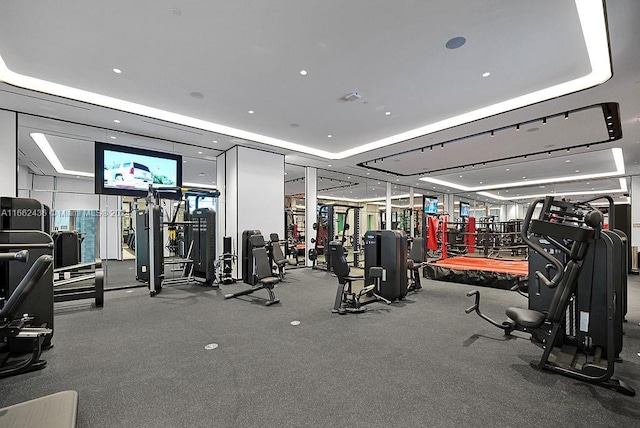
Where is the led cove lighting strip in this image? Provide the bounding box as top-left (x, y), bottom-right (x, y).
top-left (1, 1), bottom-right (610, 160)
top-left (183, 182), bottom-right (218, 190)
top-left (318, 193), bottom-right (423, 204)
top-left (477, 178), bottom-right (627, 202)
top-left (420, 148), bottom-right (624, 192)
top-left (30, 133), bottom-right (94, 177)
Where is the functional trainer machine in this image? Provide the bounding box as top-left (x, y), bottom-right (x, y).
top-left (136, 186), bottom-right (220, 296)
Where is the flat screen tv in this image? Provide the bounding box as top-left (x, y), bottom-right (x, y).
top-left (460, 201), bottom-right (470, 217)
top-left (95, 142), bottom-right (182, 197)
top-left (424, 197), bottom-right (438, 214)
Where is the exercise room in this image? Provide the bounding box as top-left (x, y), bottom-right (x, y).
top-left (1, 1), bottom-right (639, 427)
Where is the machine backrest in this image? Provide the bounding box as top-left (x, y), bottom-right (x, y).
top-left (409, 237), bottom-right (425, 263)
top-left (329, 241), bottom-right (350, 285)
top-left (252, 247), bottom-right (274, 281)
top-left (249, 234), bottom-right (266, 248)
top-left (0, 254), bottom-right (53, 321)
top-left (270, 233), bottom-right (285, 263)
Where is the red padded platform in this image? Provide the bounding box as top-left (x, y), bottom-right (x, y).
top-left (430, 256), bottom-right (528, 276)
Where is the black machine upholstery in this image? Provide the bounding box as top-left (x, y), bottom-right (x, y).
top-left (269, 233), bottom-right (287, 280)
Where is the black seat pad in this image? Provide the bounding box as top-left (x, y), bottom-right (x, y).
top-left (505, 307), bottom-right (545, 328)
top-left (345, 275), bottom-right (364, 281)
top-left (260, 277), bottom-right (280, 286)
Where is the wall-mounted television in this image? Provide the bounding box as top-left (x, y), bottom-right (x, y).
top-left (460, 201), bottom-right (470, 217)
top-left (424, 197), bottom-right (438, 214)
top-left (95, 142), bottom-right (182, 197)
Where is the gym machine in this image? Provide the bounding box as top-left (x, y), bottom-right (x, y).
top-left (329, 240), bottom-right (391, 314)
top-left (0, 250), bottom-right (54, 378)
top-left (225, 233), bottom-right (280, 306)
top-left (465, 196), bottom-right (634, 396)
top-left (363, 230), bottom-right (408, 301)
top-left (0, 197), bottom-right (54, 348)
top-left (216, 236), bottom-right (237, 285)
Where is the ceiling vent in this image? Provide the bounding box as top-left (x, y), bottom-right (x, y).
top-left (341, 92), bottom-right (362, 102)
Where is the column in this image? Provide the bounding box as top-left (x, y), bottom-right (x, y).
top-left (305, 167), bottom-right (317, 267)
top-left (409, 187), bottom-right (415, 237)
top-left (630, 176), bottom-right (640, 269)
top-left (443, 193), bottom-right (454, 218)
top-left (386, 182), bottom-right (392, 230)
top-left (0, 110), bottom-right (17, 197)
top-left (216, 146), bottom-right (285, 279)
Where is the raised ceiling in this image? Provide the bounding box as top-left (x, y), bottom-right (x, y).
top-left (2, 0), bottom-right (640, 204)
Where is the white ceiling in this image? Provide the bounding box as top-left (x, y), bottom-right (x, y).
top-left (2, 0), bottom-right (640, 206)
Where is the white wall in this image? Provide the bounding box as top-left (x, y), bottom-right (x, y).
top-left (631, 176), bottom-right (640, 251)
top-left (0, 110), bottom-right (17, 197)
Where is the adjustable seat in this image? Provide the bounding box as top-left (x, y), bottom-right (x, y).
top-left (407, 237), bottom-right (426, 292)
top-left (269, 233), bottom-right (288, 281)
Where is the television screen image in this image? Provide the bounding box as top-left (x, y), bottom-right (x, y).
top-left (460, 202), bottom-right (470, 217)
top-left (424, 197), bottom-right (438, 214)
top-left (95, 142), bottom-right (182, 197)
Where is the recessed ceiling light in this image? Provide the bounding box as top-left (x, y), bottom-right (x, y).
top-left (479, 181), bottom-right (483, 184)
top-left (522, 176), bottom-right (527, 179)
top-left (198, 151), bottom-right (203, 154)
top-left (327, 134), bottom-right (332, 138)
top-left (327, 164), bottom-right (332, 167)
top-left (482, 72), bottom-right (491, 77)
top-left (110, 136), bottom-right (116, 139)
top-left (506, 168), bottom-right (510, 171)
top-left (445, 36), bottom-right (466, 49)
top-left (284, 172), bottom-right (288, 175)
top-left (575, 170), bottom-right (580, 173)
top-left (183, 160), bottom-right (187, 163)
top-left (366, 172), bottom-right (370, 175)
top-left (113, 119), bottom-right (120, 123)
top-left (213, 140), bottom-right (218, 144)
top-left (113, 68), bottom-right (122, 74)
top-left (300, 70), bottom-right (307, 76)
top-left (566, 160), bottom-right (571, 163)
top-left (248, 110), bottom-right (254, 114)
top-left (385, 111), bottom-right (391, 116)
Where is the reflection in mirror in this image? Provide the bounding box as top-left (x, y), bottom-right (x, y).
top-left (284, 164), bottom-right (306, 268)
top-left (16, 114), bottom-right (218, 292)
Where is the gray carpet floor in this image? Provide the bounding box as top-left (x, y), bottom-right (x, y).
top-left (2, 268), bottom-right (639, 427)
